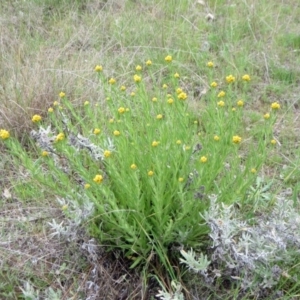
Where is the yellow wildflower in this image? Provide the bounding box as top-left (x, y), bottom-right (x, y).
top-left (217, 101), bottom-right (225, 107)
top-left (251, 168), bottom-right (257, 174)
top-left (55, 133), bottom-right (65, 142)
top-left (120, 85), bottom-right (126, 91)
top-left (113, 130), bottom-right (120, 136)
top-left (178, 177), bottom-right (184, 182)
top-left (271, 139), bottom-right (277, 145)
top-left (226, 74), bottom-right (236, 83)
top-left (167, 98), bottom-right (174, 104)
top-left (176, 140), bottom-right (182, 145)
top-left (271, 102), bottom-right (280, 110)
top-left (108, 78), bottom-right (116, 85)
top-left (84, 183), bottom-right (91, 189)
top-left (210, 81), bottom-right (218, 87)
top-left (136, 65), bottom-right (142, 71)
top-left (242, 74), bottom-right (251, 81)
top-left (41, 151), bottom-right (49, 157)
top-left (207, 61), bottom-right (214, 67)
top-left (165, 55), bottom-right (172, 62)
top-left (174, 72), bottom-right (180, 78)
top-left (93, 174), bottom-right (103, 184)
top-left (264, 113), bottom-right (270, 119)
top-left (148, 170), bottom-right (154, 176)
top-left (152, 97), bottom-right (157, 102)
top-left (0, 129), bottom-right (10, 140)
top-left (162, 84), bottom-right (168, 89)
top-left (94, 128), bottom-right (101, 135)
top-left (178, 92), bottom-right (187, 100)
top-left (104, 150), bottom-right (111, 158)
top-left (237, 100), bottom-right (244, 107)
top-left (118, 107), bottom-right (125, 114)
top-left (32, 114), bottom-right (42, 123)
top-left (48, 107), bottom-right (54, 113)
top-left (130, 92), bottom-right (135, 97)
top-left (232, 135), bottom-right (242, 144)
top-left (94, 65), bottom-right (103, 72)
top-left (184, 145), bottom-right (191, 150)
top-left (200, 156), bottom-right (208, 163)
top-left (152, 140), bottom-right (160, 147)
top-left (84, 101), bottom-right (89, 106)
top-left (217, 91), bottom-right (226, 98)
top-left (62, 205), bottom-right (68, 211)
top-left (214, 135), bottom-right (220, 141)
top-left (232, 107), bottom-right (236, 112)
top-left (194, 121), bottom-right (198, 124)
top-left (133, 74), bottom-right (142, 83)
top-left (130, 164), bottom-right (137, 170)
top-left (59, 92), bottom-right (65, 98)
top-left (53, 101), bottom-right (59, 106)
top-left (146, 60), bottom-right (152, 66)
top-left (176, 88), bottom-right (183, 94)
top-left (109, 118), bottom-right (114, 123)
top-left (156, 114), bottom-right (163, 120)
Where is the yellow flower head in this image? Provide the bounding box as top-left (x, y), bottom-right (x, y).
top-left (152, 140), bottom-right (160, 147)
top-left (0, 129), bottom-right (10, 140)
top-left (118, 107), bottom-right (125, 114)
top-left (271, 139), bottom-right (277, 145)
top-left (232, 135), bottom-right (242, 144)
top-left (200, 156), bottom-right (208, 163)
top-left (94, 128), bottom-right (101, 135)
top-left (41, 150), bottom-right (49, 157)
top-left (53, 101), bottom-right (59, 106)
top-left (217, 101), bottom-right (225, 107)
top-left (48, 107), bottom-right (54, 113)
top-left (167, 98), bottom-right (174, 104)
top-left (120, 85), bottom-right (126, 91)
top-left (109, 118), bottom-right (114, 123)
top-left (130, 164), bottom-right (137, 170)
top-left (62, 205), bottom-right (68, 211)
top-left (130, 92), bottom-right (135, 97)
top-left (226, 74), bottom-right (236, 83)
top-left (251, 168), bottom-right (257, 174)
top-left (271, 102), bottom-right (280, 110)
top-left (32, 114), bottom-right (42, 123)
top-left (162, 84), bottom-right (168, 89)
top-left (84, 101), bottom-right (90, 106)
top-left (152, 97), bottom-right (158, 102)
top-left (59, 92), bottom-right (65, 98)
top-left (242, 74), bottom-right (251, 81)
top-left (184, 145), bottom-right (191, 151)
top-left (133, 74), bottom-right (142, 83)
top-left (176, 88), bottom-right (183, 94)
top-left (174, 72), bottom-right (180, 78)
top-left (178, 177), bottom-right (184, 182)
top-left (93, 174), bottom-right (103, 184)
top-left (156, 114), bottom-right (163, 120)
top-left (94, 65), bottom-right (103, 72)
top-left (146, 60), bottom-right (152, 66)
top-left (148, 170), bottom-right (154, 176)
top-left (113, 130), bottom-right (120, 136)
top-left (176, 140), bottom-right (182, 145)
top-left (207, 61), bottom-right (214, 67)
top-left (232, 107), bottom-right (236, 112)
top-left (237, 100), bottom-right (244, 107)
top-left (214, 135), bottom-right (220, 141)
top-left (217, 91), bottom-right (226, 98)
top-left (55, 132), bottom-right (65, 142)
top-left (165, 55), bottom-right (172, 62)
top-left (264, 113), bottom-right (270, 119)
top-left (104, 150), bottom-right (111, 158)
top-left (210, 81), bottom-right (218, 87)
top-left (194, 120), bottom-right (198, 124)
top-left (84, 183), bottom-right (91, 189)
top-left (135, 65), bottom-right (142, 71)
top-left (108, 78), bottom-right (116, 85)
top-left (178, 92), bottom-right (187, 100)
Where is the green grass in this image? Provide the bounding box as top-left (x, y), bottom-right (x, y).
top-left (1, 0), bottom-right (300, 299)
